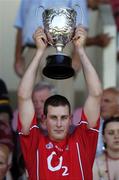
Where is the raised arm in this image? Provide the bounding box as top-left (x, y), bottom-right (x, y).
top-left (73, 26), bottom-right (102, 127)
top-left (17, 28), bottom-right (48, 134)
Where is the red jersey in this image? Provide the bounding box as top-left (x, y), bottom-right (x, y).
top-left (18, 111), bottom-right (100, 180)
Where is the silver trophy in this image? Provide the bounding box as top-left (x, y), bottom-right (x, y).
top-left (41, 7), bottom-right (77, 79)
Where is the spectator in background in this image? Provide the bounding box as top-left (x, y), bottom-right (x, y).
top-left (14, 0), bottom-right (111, 77)
top-left (105, 0), bottom-right (119, 60)
top-left (14, 0), bottom-right (89, 77)
top-left (87, 0), bottom-right (112, 48)
top-left (110, 0), bottom-right (119, 60)
top-left (89, 0), bottom-right (119, 60)
top-left (12, 81), bottom-right (57, 131)
top-left (0, 79), bottom-right (27, 179)
top-left (0, 121), bottom-right (14, 180)
top-left (0, 79), bottom-right (13, 125)
top-left (0, 79), bottom-right (9, 96)
top-left (93, 117), bottom-right (119, 180)
top-left (73, 87), bottom-right (119, 155)
top-left (32, 81), bottom-right (57, 129)
top-left (96, 87), bottom-right (119, 155)
top-left (101, 87), bottom-right (119, 120)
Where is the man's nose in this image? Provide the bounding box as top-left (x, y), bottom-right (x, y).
top-left (56, 119), bottom-right (62, 127)
top-left (114, 130), bottom-right (119, 139)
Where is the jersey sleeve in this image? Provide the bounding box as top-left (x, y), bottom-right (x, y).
top-left (17, 113), bottom-right (41, 170)
top-left (75, 110), bottom-right (100, 167)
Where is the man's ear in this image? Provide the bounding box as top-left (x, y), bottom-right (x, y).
top-left (43, 115), bottom-right (47, 123)
top-left (70, 114), bottom-right (73, 125)
top-left (43, 116), bottom-right (47, 123)
top-left (42, 114), bottom-right (46, 120)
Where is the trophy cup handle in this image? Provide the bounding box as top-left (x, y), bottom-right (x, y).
top-left (35, 5), bottom-right (45, 21)
top-left (38, 5), bottom-right (45, 11)
top-left (73, 4), bottom-right (84, 26)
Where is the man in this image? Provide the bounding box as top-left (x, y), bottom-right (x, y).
top-left (101, 87), bottom-right (119, 120)
top-left (17, 26), bottom-right (102, 179)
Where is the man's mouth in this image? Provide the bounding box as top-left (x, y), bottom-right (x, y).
top-left (54, 130), bottom-right (64, 133)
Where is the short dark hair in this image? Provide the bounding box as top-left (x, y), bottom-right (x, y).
top-left (102, 117), bottom-right (119, 135)
top-left (44, 95), bottom-right (71, 116)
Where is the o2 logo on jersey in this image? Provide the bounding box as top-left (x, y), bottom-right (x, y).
top-left (47, 151), bottom-right (69, 176)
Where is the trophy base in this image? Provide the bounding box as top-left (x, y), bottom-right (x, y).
top-left (43, 54), bottom-right (75, 79)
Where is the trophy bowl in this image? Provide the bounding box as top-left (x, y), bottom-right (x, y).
top-left (42, 7), bottom-right (77, 79)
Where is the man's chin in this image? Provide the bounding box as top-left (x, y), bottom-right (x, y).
top-left (53, 133), bottom-right (66, 141)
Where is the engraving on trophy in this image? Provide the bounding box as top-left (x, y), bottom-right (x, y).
top-left (42, 8), bottom-right (76, 53)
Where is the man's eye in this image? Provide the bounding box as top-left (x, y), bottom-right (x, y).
top-left (51, 116), bottom-right (57, 120)
top-left (108, 131), bottom-right (114, 135)
top-left (0, 161), bottom-right (6, 165)
top-left (62, 116), bottom-right (68, 120)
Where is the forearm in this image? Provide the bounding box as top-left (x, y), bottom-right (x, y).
top-left (73, 26), bottom-right (102, 127)
top-left (77, 48), bottom-right (102, 127)
top-left (17, 27), bottom-right (47, 134)
top-left (15, 29), bottom-right (23, 60)
top-left (18, 50), bottom-right (44, 99)
top-left (77, 48), bottom-right (102, 96)
top-left (18, 50), bottom-right (44, 133)
top-left (72, 47), bottom-right (81, 73)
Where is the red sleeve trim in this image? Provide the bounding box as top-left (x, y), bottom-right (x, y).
top-left (80, 109), bottom-right (100, 130)
top-left (17, 113), bottom-right (37, 132)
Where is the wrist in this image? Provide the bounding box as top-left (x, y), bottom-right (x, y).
top-left (77, 47), bottom-right (85, 54)
top-left (36, 49), bottom-right (44, 58)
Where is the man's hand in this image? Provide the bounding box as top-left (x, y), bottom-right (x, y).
top-left (94, 33), bottom-right (112, 47)
top-left (33, 27), bottom-right (48, 52)
top-left (88, 0), bottom-right (109, 10)
top-left (73, 26), bottom-right (87, 49)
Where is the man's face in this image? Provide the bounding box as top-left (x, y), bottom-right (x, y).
top-left (46, 105), bottom-right (71, 142)
top-left (101, 91), bottom-right (119, 119)
top-left (103, 122), bottom-right (119, 151)
top-left (32, 88), bottom-right (51, 118)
